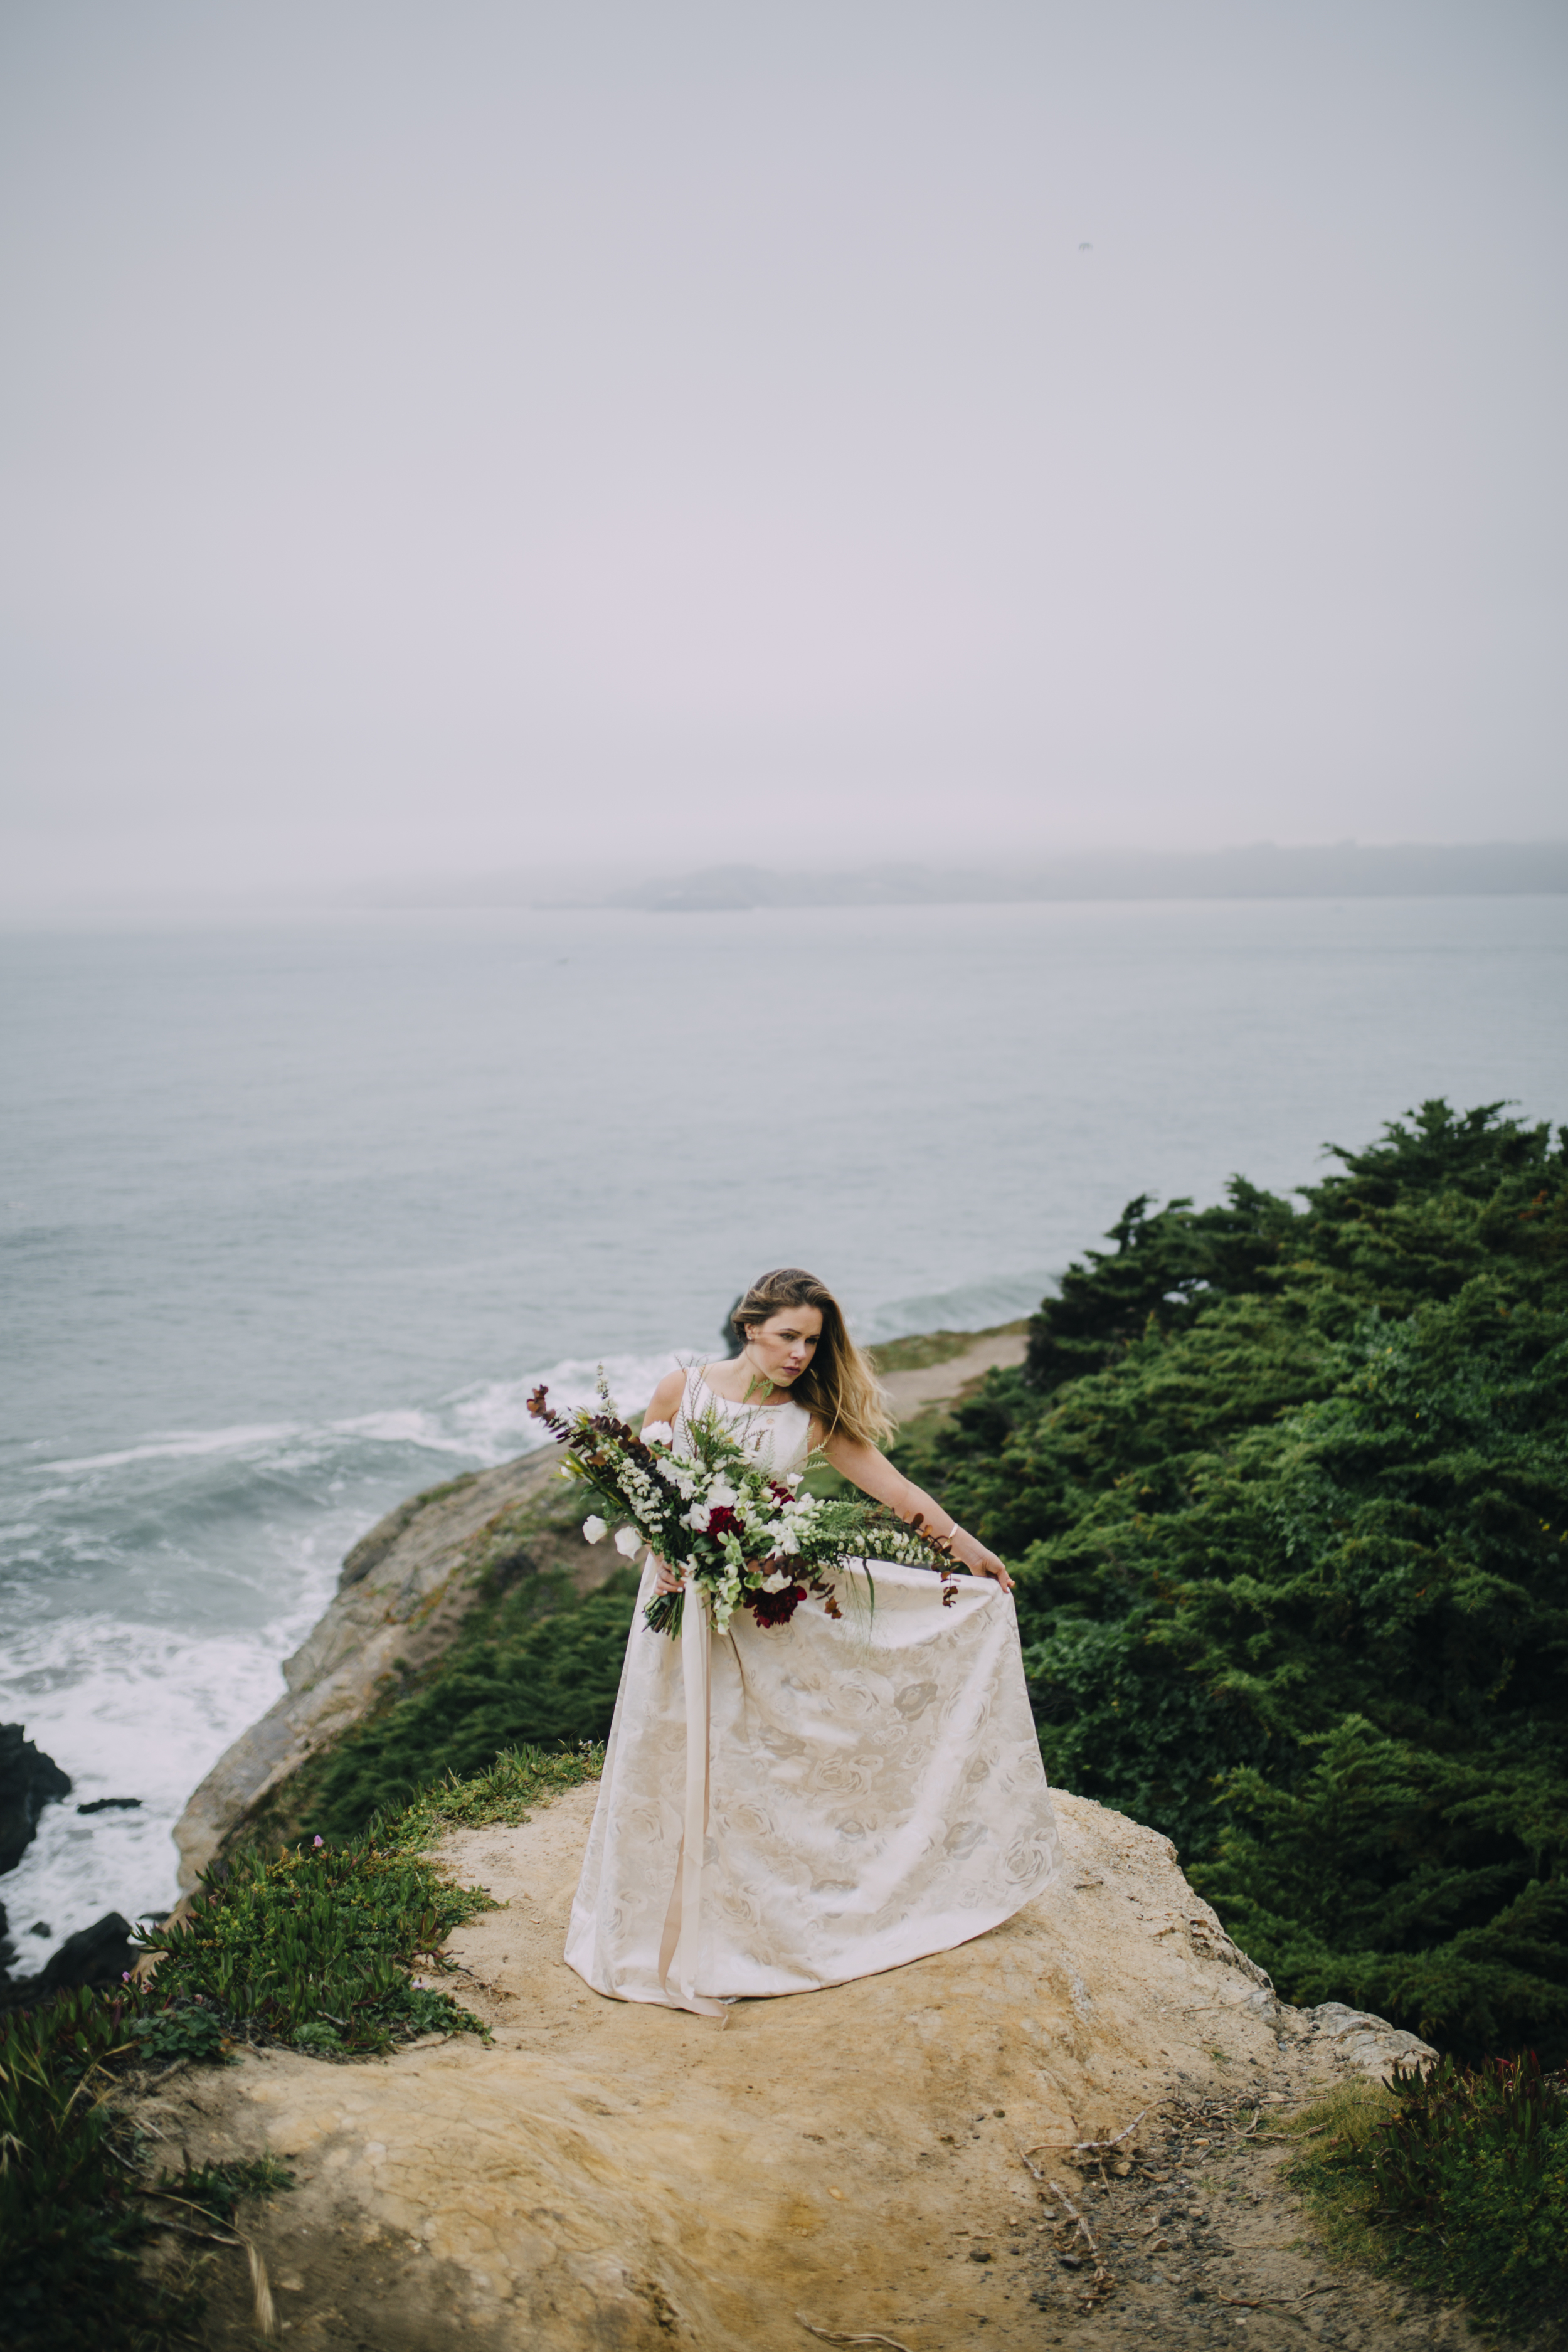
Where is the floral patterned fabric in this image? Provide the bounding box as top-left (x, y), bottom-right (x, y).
top-left (565, 1371), bottom-right (1061, 2011)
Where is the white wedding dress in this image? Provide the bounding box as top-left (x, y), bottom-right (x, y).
top-left (565, 1369), bottom-right (1062, 2017)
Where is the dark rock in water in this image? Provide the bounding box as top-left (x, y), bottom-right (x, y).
top-left (0, 1897), bottom-right (14, 1980)
top-left (0, 1722), bottom-right (73, 1873)
top-left (0, 1912), bottom-right (139, 2013)
top-left (28, 1920), bottom-right (51, 1937)
top-left (76, 1796), bottom-right (143, 1815)
top-left (41, 1912), bottom-right (140, 1990)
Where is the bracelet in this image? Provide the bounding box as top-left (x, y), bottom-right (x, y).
top-left (945, 1522), bottom-right (967, 1548)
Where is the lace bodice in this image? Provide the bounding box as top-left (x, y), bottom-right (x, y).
top-left (674, 1366), bottom-right (812, 1476)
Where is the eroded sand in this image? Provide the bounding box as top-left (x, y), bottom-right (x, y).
top-left (145, 1782), bottom-right (1458, 2352)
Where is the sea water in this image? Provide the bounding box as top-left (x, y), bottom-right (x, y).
top-left (1, 894), bottom-right (1564, 1947)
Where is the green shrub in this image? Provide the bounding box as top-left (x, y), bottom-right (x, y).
top-left (125, 2003), bottom-right (230, 2066)
top-left (1291, 2053), bottom-right (1568, 2336)
top-left (901, 1099), bottom-right (1568, 2058)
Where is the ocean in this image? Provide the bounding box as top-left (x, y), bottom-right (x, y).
top-left (1, 893), bottom-right (1564, 1950)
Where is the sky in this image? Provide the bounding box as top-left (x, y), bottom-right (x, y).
top-left (1, 0), bottom-right (1564, 910)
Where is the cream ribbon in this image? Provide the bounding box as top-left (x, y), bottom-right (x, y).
top-left (655, 1572), bottom-right (729, 2022)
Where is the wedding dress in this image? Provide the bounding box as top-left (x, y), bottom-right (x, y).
top-left (565, 1368), bottom-right (1061, 2017)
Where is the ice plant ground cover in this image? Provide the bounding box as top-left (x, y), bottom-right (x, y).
top-left (526, 1373), bottom-right (960, 1636)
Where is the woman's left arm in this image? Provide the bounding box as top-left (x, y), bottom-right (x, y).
top-left (818, 1432), bottom-right (1014, 1595)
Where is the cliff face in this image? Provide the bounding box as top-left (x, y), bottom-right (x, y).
top-left (172, 1449), bottom-right (608, 1891)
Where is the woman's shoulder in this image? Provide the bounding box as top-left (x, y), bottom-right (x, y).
top-left (646, 1367), bottom-right (689, 1421)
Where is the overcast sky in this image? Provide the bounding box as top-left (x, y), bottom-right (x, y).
top-left (2, 0), bottom-right (1564, 908)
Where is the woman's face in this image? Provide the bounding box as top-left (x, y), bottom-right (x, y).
top-left (744, 1305), bottom-right (823, 1387)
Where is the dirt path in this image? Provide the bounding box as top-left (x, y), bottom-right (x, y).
top-left (877, 1330), bottom-right (1029, 1422)
top-left (141, 1781), bottom-right (1465, 2351)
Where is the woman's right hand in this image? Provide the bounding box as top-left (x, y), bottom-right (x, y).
top-left (652, 1555), bottom-right (684, 1596)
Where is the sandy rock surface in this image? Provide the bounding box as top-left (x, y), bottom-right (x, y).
top-left (146, 1781), bottom-right (1459, 2352)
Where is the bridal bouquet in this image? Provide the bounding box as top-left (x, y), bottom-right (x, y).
top-left (526, 1374), bottom-right (960, 1638)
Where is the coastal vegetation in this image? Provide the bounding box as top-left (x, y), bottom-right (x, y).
top-left (891, 1099), bottom-right (1568, 2068)
top-left (1286, 2053), bottom-right (1568, 2337)
top-left (0, 1744), bottom-right (599, 2351)
top-left (254, 1569), bottom-right (639, 1845)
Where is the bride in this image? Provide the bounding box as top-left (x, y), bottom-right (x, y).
top-left (566, 1267), bottom-right (1061, 2019)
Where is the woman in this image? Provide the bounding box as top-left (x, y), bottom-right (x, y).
top-left (566, 1268), bottom-right (1061, 2019)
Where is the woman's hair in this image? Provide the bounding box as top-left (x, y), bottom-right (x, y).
top-left (729, 1268), bottom-right (894, 1449)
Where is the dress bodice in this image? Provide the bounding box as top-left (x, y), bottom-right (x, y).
top-left (674, 1367), bottom-right (812, 1476)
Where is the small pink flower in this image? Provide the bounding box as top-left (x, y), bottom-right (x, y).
top-left (122, 1971), bottom-right (131, 1982)
top-left (313, 1835), bottom-right (324, 1848)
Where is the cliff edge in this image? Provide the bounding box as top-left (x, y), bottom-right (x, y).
top-left (144, 1777), bottom-right (1440, 2352)
top-left (172, 1450), bottom-right (599, 1891)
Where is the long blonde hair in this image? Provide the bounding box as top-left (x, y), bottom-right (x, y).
top-left (729, 1268), bottom-right (894, 1448)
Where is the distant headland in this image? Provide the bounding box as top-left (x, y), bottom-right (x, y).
top-left (375, 839), bottom-right (1568, 913)
top-left (606, 841), bottom-right (1568, 911)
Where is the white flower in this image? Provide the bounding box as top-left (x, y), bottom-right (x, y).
top-left (682, 1500), bottom-right (711, 1532)
top-left (582, 1515), bottom-right (607, 1545)
top-left (642, 1420), bottom-right (674, 1445)
top-left (613, 1525), bottom-right (643, 1558)
top-left (761, 1570), bottom-right (792, 1593)
top-left (707, 1476), bottom-right (739, 1510)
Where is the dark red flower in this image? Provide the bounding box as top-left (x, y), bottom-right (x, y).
top-left (706, 1505), bottom-right (743, 1541)
top-left (748, 1582), bottom-right (806, 1628)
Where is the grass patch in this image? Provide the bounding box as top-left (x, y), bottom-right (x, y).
top-left (868, 1320), bottom-right (1027, 1375)
top-left (0, 1982), bottom-right (225, 2350)
top-left (1288, 2055), bottom-right (1568, 2338)
top-left (298, 1574), bottom-right (635, 1840)
top-left (378, 1739), bottom-right (604, 1851)
top-left (148, 2152), bottom-right (295, 2230)
top-left (137, 1836), bottom-right (495, 2057)
top-left (144, 1745), bottom-right (603, 2061)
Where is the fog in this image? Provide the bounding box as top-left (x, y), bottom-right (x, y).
top-left (2, 0), bottom-right (1564, 912)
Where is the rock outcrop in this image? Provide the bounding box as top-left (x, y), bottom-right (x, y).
top-left (0, 1910), bottom-right (140, 2014)
top-left (170, 1449), bottom-right (612, 1891)
top-left (146, 1779), bottom-right (1438, 2352)
top-left (0, 1722), bottom-right (72, 1875)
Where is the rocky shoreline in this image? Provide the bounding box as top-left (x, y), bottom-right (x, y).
top-left (0, 1724), bottom-right (146, 2012)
